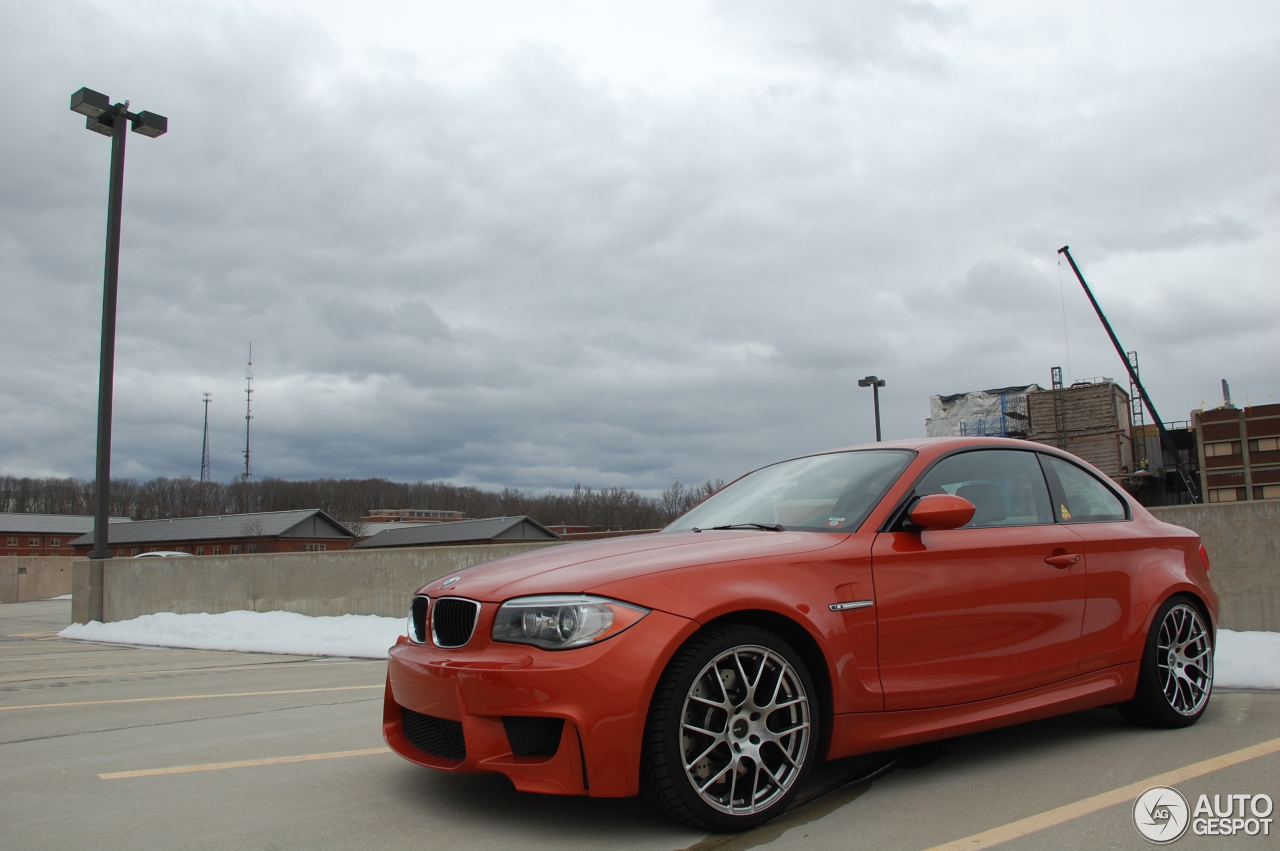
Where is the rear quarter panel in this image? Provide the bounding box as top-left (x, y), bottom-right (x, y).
top-left (1074, 510), bottom-right (1218, 673)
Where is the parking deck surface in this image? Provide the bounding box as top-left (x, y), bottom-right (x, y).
top-left (2, 599), bottom-right (1276, 851)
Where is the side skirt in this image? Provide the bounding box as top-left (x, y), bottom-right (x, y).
top-left (827, 663), bottom-right (1139, 759)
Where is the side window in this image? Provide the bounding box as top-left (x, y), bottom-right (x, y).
top-left (913, 450), bottom-right (1053, 528)
top-left (1040, 455), bottom-right (1128, 522)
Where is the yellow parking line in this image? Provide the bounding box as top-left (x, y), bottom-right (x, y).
top-left (926, 736), bottom-right (1280, 850)
top-left (99, 748), bottom-right (389, 779)
top-left (0, 648), bottom-right (207, 661)
top-left (0, 658), bottom-right (376, 684)
top-left (0, 684), bottom-right (381, 712)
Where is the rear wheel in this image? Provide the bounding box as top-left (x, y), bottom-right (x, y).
top-left (641, 625), bottom-right (817, 832)
top-left (1120, 597), bottom-right (1213, 728)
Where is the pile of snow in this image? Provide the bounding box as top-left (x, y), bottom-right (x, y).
top-left (57, 612), bottom-right (1279, 689)
top-left (60, 610), bottom-right (404, 660)
top-left (1215, 629), bottom-right (1280, 689)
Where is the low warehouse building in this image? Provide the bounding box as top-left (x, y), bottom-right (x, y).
top-left (70, 509), bottom-right (355, 557)
top-left (2, 513), bottom-right (131, 557)
top-left (357, 516), bottom-right (558, 549)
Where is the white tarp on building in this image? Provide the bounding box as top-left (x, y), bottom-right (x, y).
top-left (925, 385), bottom-right (1041, 438)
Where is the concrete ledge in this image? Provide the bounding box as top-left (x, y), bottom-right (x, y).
top-left (1, 556), bottom-right (75, 604)
top-left (69, 505), bottom-right (1278, 632)
top-left (80, 542), bottom-right (564, 623)
top-left (1151, 501), bottom-right (1280, 632)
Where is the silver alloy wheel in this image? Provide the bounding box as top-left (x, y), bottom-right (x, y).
top-left (679, 644), bottom-right (811, 816)
top-left (1158, 603), bottom-right (1214, 716)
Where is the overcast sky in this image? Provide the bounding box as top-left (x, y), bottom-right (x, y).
top-left (1, 0), bottom-right (1276, 495)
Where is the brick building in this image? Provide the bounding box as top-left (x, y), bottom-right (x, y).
top-left (1194, 403), bottom-right (1280, 503)
top-left (1025, 380), bottom-right (1134, 478)
top-left (2, 513), bottom-right (131, 557)
top-left (70, 509), bottom-right (355, 557)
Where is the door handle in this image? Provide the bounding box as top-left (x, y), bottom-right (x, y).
top-left (1044, 554), bottom-right (1081, 568)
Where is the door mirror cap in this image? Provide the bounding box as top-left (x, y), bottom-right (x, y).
top-left (907, 494), bottom-right (975, 531)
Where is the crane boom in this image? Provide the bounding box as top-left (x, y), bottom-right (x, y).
top-left (1057, 246), bottom-right (1200, 503)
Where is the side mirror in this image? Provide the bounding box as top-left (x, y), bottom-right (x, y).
top-left (906, 494), bottom-right (975, 531)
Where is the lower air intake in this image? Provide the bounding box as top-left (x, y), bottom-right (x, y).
top-left (401, 708), bottom-right (466, 762)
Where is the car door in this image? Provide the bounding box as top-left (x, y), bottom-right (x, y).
top-left (871, 448), bottom-right (1087, 711)
top-left (1037, 453), bottom-right (1149, 673)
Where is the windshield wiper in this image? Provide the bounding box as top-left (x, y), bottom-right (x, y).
top-left (707, 523), bottom-right (785, 532)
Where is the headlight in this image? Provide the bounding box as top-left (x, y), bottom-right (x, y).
top-left (491, 595), bottom-right (649, 650)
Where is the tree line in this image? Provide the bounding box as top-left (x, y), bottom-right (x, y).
top-left (0, 473), bottom-right (727, 532)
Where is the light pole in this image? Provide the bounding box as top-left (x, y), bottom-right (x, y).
top-left (70, 88), bottom-right (168, 560)
top-left (858, 375), bottom-right (886, 442)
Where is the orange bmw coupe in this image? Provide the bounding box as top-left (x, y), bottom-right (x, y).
top-left (384, 437), bottom-right (1217, 831)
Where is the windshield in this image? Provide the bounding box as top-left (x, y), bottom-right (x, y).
top-left (664, 450), bottom-right (914, 533)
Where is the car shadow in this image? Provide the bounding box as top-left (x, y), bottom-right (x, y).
top-left (382, 761), bottom-right (704, 845)
top-left (375, 706), bottom-right (1182, 848)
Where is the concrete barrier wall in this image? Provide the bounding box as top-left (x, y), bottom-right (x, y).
top-left (83, 543), bottom-right (563, 623)
top-left (69, 505), bottom-right (1278, 632)
top-left (1, 557), bottom-right (75, 603)
top-left (1150, 501), bottom-right (1280, 632)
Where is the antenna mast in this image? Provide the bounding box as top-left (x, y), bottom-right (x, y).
top-left (200, 392), bottom-right (212, 483)
top-left (242, 344), bottom-right (253, 483)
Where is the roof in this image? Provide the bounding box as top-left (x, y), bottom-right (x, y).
top-left (69, 509), bottom-right (353, 546)
top-left (356, 516), bottom-right (559, 549)
top-left (355, 520), bottom-right (437, 536)
top-left (935, 385), bottom-right (1041, 405)
top-left (0, 513), bottom-right (132, 535)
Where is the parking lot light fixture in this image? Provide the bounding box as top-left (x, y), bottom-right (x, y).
top-left (857, 375), bottom-right (886, 441)
top-left (69, 87), bottom-right (168, 560)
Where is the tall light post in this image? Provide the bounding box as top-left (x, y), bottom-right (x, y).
top-left (70, 88), bottom-right (168, 559)
top-left (858, 375), bottom-right (886, 442)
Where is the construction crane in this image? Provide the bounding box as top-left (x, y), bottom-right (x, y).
top-left (1057, 246), bottom-right (1201, 502)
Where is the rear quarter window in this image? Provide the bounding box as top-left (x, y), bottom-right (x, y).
top-left (1040, 455), bottom-right (1128, 522)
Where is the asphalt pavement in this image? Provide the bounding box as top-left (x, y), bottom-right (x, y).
top-left (2, 599), bottom-right (1276, 851)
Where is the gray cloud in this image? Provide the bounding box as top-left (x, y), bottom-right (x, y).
top-left (2, 0), bottom-right (1277, 496)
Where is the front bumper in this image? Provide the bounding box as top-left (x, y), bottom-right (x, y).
top-left (384, 607), bottom-right (694, 797)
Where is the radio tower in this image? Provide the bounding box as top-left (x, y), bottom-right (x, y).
top-left (242, 344), bottom-right (253, 483)
top-left (200, 392), bottom-right (212, 483)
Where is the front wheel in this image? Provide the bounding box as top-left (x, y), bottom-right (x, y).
top-left (641, 625), bottom-right (818, 832)
top-left (1120, 597), bottom-right (1214, 728)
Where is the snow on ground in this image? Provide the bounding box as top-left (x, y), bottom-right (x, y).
top-left (1215, 629), bottom-right (1280, 689)
top-left (60, 611), bottom-right (404, 660)
top-left (57, 612), bottom-right (1279, 689)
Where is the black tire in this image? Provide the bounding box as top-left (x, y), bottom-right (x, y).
top-left (1119, 596), bottom-right (1214, 728)
top-left (641, 625), bottom-right (818, 832)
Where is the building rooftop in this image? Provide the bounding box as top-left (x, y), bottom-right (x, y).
top-left (356, 516), bottom-right (559, 548)
top-left (0, 513), bottom-right (131, 535)
top-left (69, 509), bottom-right (352, 546)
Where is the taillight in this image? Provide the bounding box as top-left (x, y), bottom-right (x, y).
top-left (1198, 543), bottom-right (1211, 573)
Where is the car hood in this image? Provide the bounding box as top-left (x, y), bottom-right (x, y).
top-left (421, 530), bottom-right (846, 600)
